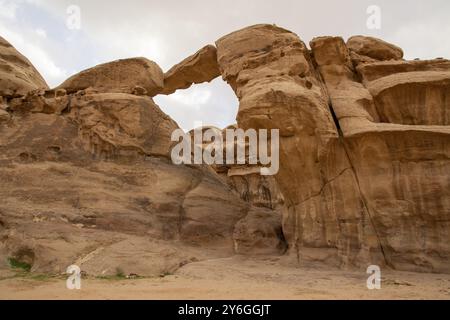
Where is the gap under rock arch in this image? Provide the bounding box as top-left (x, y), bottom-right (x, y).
top-left (154, 77), bottom-right (239, 132)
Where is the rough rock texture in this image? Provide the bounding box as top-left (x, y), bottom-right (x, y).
top-left (347, 35), bottom-right (404, 61)
top-left (216, 25), bottom-right (384, 269)
top-left (0, 89), bottom-right (257, 275)
top-left (188, 124), bottom-right (285, 210)
top-left (57, 58), bottom-right (164, 96)
top-left (0, 44), bottom-right (283, 276)
top-left (214, 26), bottom-right (450, 273)
top-left (162, 45), bottom-right (221, 95)
top-left (187, 125), bottom-right (287, 255)
top-left (0, 36), bottom-right (48, 97)
top-left (311, 35), bottom-right (450, 273)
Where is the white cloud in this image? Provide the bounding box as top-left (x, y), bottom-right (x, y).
top-left (390, 22), bottom-right (450, 60)
top-left (169, 88), bottom-right (212, 109)
top-left (155, 78), bottom-right (238, 131)
top-left (0, 23), bottom-right (67, 86)
top-left (35, 28), bottom-right (47, 38)
top-left (0, 0), bottom-right (18, 19)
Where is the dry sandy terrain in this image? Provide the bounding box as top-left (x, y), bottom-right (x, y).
top-left (1, 256), bottom-right (450, 300)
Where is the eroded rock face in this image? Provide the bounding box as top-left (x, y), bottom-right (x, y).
top-left (216, 25), bottom-right (384, 268)
top-left (162, 45), bottom-right (221, 95)
top-left (57, 58), bottom-right (164, 96)
top-left (0, 36), bottom-right (48, 97)
top-left (187, 124), bottom-right (287, 255)
top-left (347, 35), bottom-right (404, 61)
top-left (0, 92), bottom-right (255, 275)
top-left (311, 36), bottom-right (450, 273)
top-left (0, 40), bottom-right (281, 276)
top-left (68, 92), bottom-right (179, 159)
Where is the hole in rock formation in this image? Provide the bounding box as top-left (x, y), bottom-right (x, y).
top-left (154, 77), bottom-right (239, 132)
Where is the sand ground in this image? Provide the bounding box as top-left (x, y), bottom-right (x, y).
top-left (1, 256), bottom-right (450, 300)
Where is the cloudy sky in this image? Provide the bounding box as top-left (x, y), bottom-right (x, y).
top-left (1, 0), bottom-right (449, 130)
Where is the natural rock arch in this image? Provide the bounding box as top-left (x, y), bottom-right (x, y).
top-left (161, 23), bottom-right (450, 273)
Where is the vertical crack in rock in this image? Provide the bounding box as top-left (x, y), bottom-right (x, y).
top-left (310, 34), bottom-right (450, 273)
top-left (321, 70), bottom-right (388, 266)
top-left (339, 136), bottom-right (389, 266)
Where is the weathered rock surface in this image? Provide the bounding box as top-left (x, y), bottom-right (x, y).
top-left (216, 25), bottom-right (449, 273)
top-left (162, 45), bottom-right (221, 95)
top-left (187, 124), bottom-right (287, 255)
top-left (347, 35), bottom-right (404, 61)
top-left (0, 36), bottom-right (48, 97)
top-left (0, 91), bottom-right (259, 275)
top-left (57, 58), bottom-right (164, 96)
top-left (216, 25), bottom-right (384, 269)
top-left (0, 47), bottom-right (282, 276)
top-left (311, 35), bottom-right (450, 272)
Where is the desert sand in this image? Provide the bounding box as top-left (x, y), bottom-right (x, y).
top-left (1, 256), bottom-right (450, 300)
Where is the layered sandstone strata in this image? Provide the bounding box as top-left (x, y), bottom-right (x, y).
top-left (216, 25), bottom-right (384, 268)
top-left (0, 54), bottom-right (284, 276)
top-left (311, 36), bottom-right (450, 272)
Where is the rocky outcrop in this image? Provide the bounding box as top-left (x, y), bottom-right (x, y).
top-left (162, 45), bottom-right (221, 95)
top-left (57, 58), bottom-right (164, 96)
top-left (187, 124), bottom-right (287, 255)
top-left (311, 35), bottom-right (450, 273)
top-left (347, 35), bottom-right (404, 61)
top-left (216, 25), bottom-right (384, 268)
top-left (0, 90), bottom-right (253, 276)
top-left (0, 47), bottom-right (284, 276)
top-left (0, 36), bottom-right (48, 97)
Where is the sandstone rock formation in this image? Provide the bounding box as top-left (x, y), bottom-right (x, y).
top-left (57, 58), bottom-right (164, 96)
top-left (214, 26), bottom-right (449, 272)
top-left (216, 25), bottom-right (384, 269)
top-left (347, 35), bottom-right (404, 61)
top-left (162, 45), bottom-right (221, 95)
top-left (0, 36), bottom-right (48, 97)
top-left (0, 45), bottom-right (283, 276)
top-left (187, 124), bottom-right (286, 255)
top-left (311, 35), bottom-right (450, 272)
top-left (1, 25), bottom-right (449, 276)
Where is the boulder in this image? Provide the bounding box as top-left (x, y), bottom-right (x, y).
top-left (347, 35), bottom-right (404, 61)
top-left (57, 58), bottom-right (164, 96)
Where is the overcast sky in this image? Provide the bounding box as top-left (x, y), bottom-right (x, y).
top-left (1, 0), bottom-right (449, 130)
